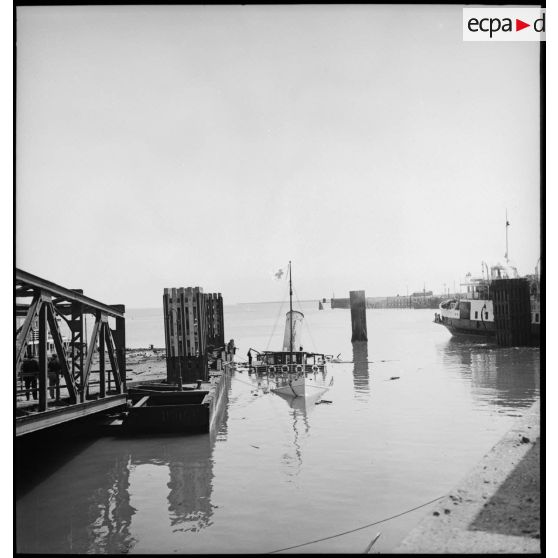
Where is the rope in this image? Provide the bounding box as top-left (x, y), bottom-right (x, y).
top-left (292, 285), bottom-right (317, 353)
top-left (268, 494), bottom-right (445, 553)
top-left (266, 294), bottom-right (287, 351)
top-left (232, 375), bottom-right (260, 389)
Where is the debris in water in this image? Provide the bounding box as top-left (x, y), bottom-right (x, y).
top-left (250, 445), bottom-right (260, 449)
top-left (388, 376), bottom-right (400, 380)
top-left (363, 532), bottom-right (381, 553)
top-left (521, 436), bottom-right (530, 444)
top-left (316, 399), bottom-right (333, 405)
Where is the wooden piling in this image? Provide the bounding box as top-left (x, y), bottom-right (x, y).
top-left (350, 290), bottom-right (368, 342)
top-left (164, 287), bottom-right (222, 384)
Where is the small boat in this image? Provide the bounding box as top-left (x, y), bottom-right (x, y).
top-left (250, 262), bottom-right (331, 398)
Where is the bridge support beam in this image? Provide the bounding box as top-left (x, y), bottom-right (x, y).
top-left (15, 268), bottom-right (127, 427)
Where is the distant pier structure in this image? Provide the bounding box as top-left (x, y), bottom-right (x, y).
top-left (163, 287), bottom-right (225, 383)
top-left (350, 290), bottom-right (368, 342)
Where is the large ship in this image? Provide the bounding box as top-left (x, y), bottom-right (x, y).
top-left (434, 214), bottom-right (540, 342)
top-left (434, 262), bottom-right (540, 340)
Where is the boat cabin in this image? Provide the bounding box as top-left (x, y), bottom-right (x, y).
top-left (461, 275), bottom-right (490, 301)
top-left (252, 351), bottom-right (327, 375)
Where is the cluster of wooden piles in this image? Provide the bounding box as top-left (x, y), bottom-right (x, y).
top-left (121, 286), bottom-right (233, 434)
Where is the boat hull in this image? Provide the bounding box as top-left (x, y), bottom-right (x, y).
top-left (271, 376), bottom-right (330, 398)
top-left (123, 372), bottom-right (230, 434)
top-left (438, 318), bottom-right (496, 338)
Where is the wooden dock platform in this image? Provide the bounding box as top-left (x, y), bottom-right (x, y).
top-left (16, 394), bottom-right (127, 437)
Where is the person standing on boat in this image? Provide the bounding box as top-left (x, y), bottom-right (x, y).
top-left (48, 353), bottom-right (62, 400)
top-left (20, 356), bottom-right (39, 401)
top-left (247, 349), bottom-right (252, 368)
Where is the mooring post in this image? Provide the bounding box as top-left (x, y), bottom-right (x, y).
top-left (350, 290), bottom-right (368, 342)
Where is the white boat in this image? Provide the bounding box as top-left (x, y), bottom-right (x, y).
top-left (249, 262), bottom-right (332, 398)
top-left (433, 215), bottom-right (540, 342)
top-left (434, 262), bottom-right (541, 341)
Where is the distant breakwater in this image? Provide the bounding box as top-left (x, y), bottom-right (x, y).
top-left (331, 295), bottom-right (454, 310)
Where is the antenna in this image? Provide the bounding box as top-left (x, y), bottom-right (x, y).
top-left (505, 210), bottom-right (510, 263)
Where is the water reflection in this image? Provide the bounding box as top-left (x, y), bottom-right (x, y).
top-left (440, 338), bottom-right (540, 410)
top-left (129, 399), bottom-right (229, 535)
top-left (131, 434), bottom-right (219, 533)
top-left (16, 442), bottom-right (137, 554)
top-left (352, 341), bottom-right (370, 397)
top-left (272, 392), bottom-right (320, 477)
top-left (92, 454), bottom-right (137, 553)
top-left (17, 391), bottom-right (230, 553)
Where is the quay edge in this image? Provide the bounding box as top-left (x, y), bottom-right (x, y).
top-left (394, 401), bottom-right (540, 554)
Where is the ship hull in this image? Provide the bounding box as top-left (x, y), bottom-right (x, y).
top-left (271, 375), bottom-right (330, 398)
top-left (439, 319), bottom-right (496, 338)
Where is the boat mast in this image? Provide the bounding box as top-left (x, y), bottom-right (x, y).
top-left (289, 260), bottom-right (293, 365)
top-left (505, 210), bottom-right (510, 263)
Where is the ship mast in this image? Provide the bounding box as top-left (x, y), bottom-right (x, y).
top-left (289, 260), bottom-right (293, 365)
top-left (505, 210), bottom-right (510, 263)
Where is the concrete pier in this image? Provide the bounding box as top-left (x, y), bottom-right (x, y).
top-left (395, 401), bottom-right (540, 554)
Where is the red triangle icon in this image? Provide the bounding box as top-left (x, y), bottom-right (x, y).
top-left (516, 19), bottom-right (530, 32)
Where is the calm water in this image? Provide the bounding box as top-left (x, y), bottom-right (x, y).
top-left (16, 303), bottom-right (540, 554)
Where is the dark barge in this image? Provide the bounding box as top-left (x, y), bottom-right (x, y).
top-left (120, 369), bottom-right (230, 434)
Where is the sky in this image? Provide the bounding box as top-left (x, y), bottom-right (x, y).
top-left (15, 5), bottom-right (541, 307)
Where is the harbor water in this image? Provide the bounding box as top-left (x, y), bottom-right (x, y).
top-left (16, 302), bottom-right (540, 553)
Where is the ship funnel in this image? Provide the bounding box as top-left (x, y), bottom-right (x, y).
top-left (282, 310), bottom-right (304, 352)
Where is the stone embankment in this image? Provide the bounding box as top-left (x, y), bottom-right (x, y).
top-left (395, 401), bottom-right (540, 554)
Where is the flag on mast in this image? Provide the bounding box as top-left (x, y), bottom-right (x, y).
top-left (273, 267), bottom-right (287, 281)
